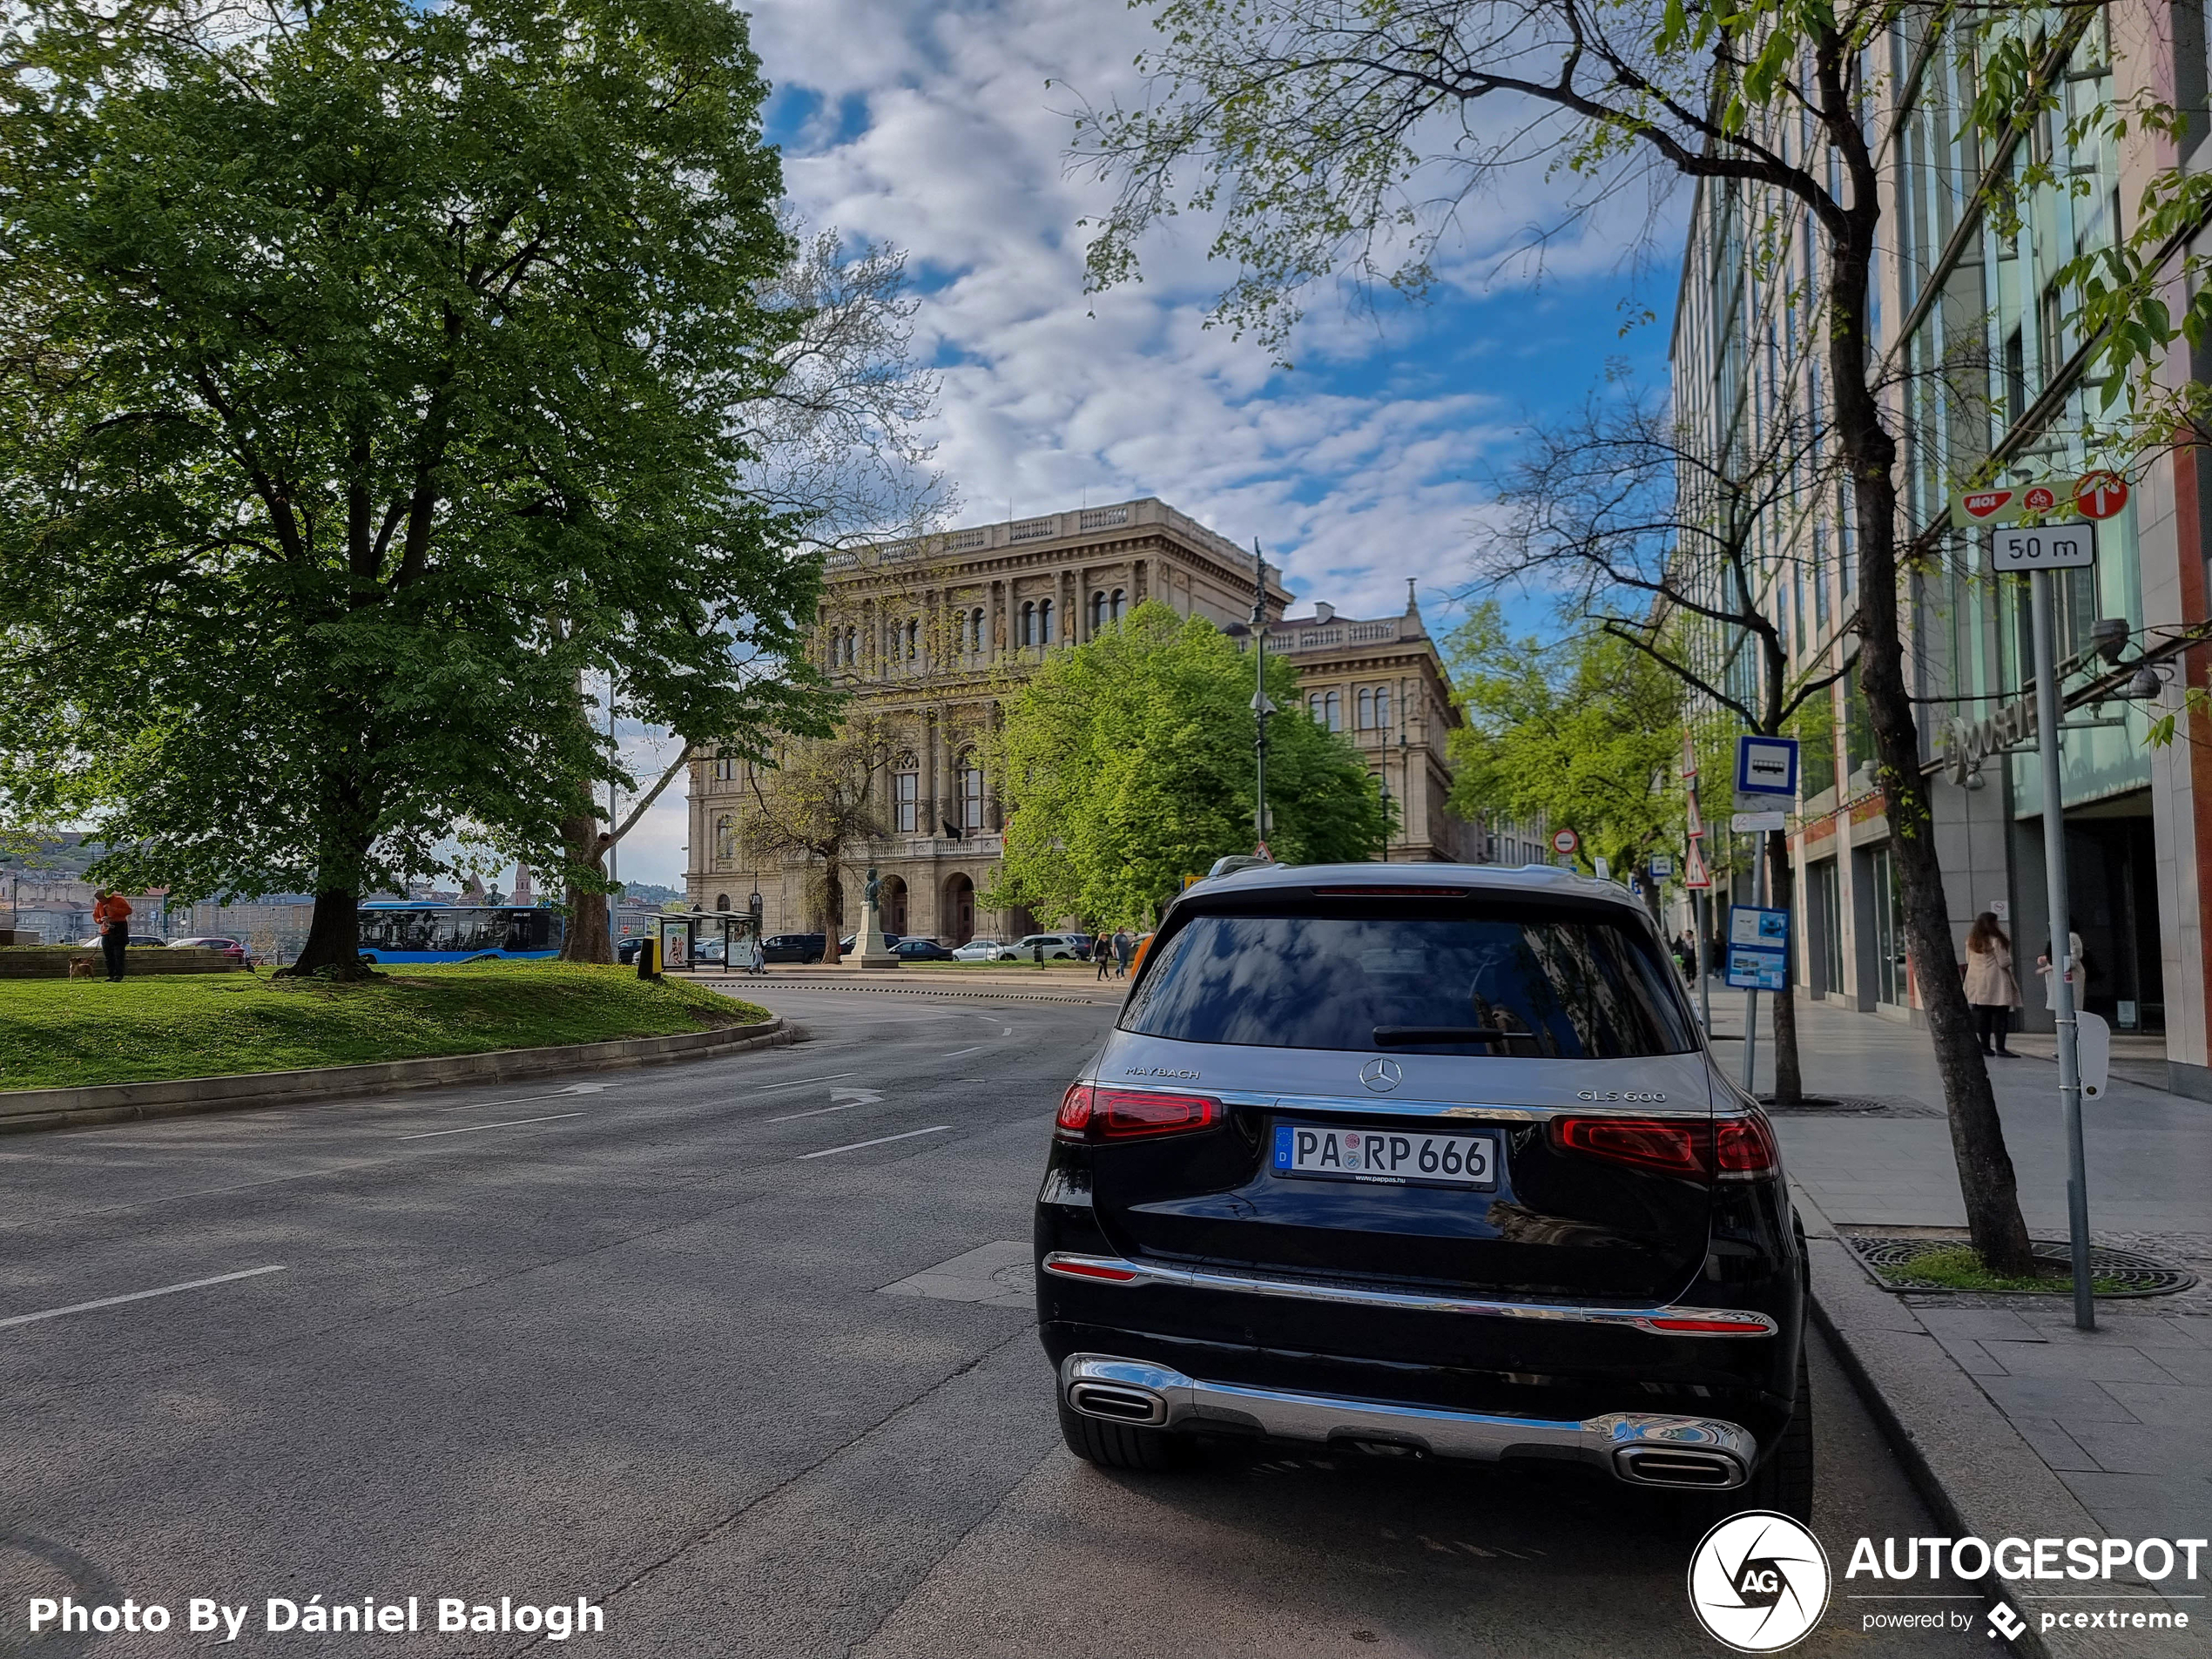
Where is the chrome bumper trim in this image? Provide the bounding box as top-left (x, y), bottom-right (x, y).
top-left (1040, 1251), bottom-right (1777, 1337)
top-left (1059, 1354), bottom-right (1755, 1487)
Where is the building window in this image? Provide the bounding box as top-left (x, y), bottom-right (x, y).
top-left (957, 752), bottom-right (986, 832)
top-left (1039, 597), bottom-right (1054, 644)
top-left (712, 754), bottom-right (737, 781)
top-left (714, 814), bottom-right (735, 868)
top-left (1090, 590), bottom-right (1107, 631)
top-left (1358, 688), bottom-right (1374, 729)
top-left (970, 608), bottom-right (984, 651)
top-left (716, 894), bottom-right (730, 911)
top-left (1110, 588), bottom-right (1126, 622)
top-left (1310, 693), bottom-right (1325, 723)
top-left (1376, 685), bottom-right (1392, 731)
top-left (894, 760), bottom-right (919, 833)
top-left (905, 618), bottom-right (919, 660)
top-left (1020, 601), bottom-right (1036, 646)
top-left (1324, 690), bottom-right (1341, 732)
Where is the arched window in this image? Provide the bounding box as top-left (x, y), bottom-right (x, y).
top-left (1020, 601), bottom-right (1036, 646)
top-left (1358, 688), bottom-right (1374, 729)
top-left (1090, 591), bottom-right (1106, 631)
top-left (970, 608), bottom-right (985, 651)
top-left (894, 752), bottom-right (920, 833)
top-left (716, 894), bottom-right (731, 912)
top-left (1310, 693), bottom-right (1325, 723)
top-left (957, 752), bottom-right (986, 832)
top-left (1325, 690), bottom-right (1341, 732)
top-left (714, 813), bottom-right (735, 867)
top-left (1039, 597), bottom-right (1054, 644)
top-left (1110, 588), bottom-right (1126, 622)
top-left (1376, 685), bottom-right (1392, 731)
top-left (905, 618), bottom-right (919, 660)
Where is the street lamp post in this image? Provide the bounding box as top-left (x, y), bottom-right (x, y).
top-left (1251, 539), bottom-right (1277, 855)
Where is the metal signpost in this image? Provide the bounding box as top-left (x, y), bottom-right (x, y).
top-left (1732, 736), bottom-right (1798, 1091)
top-left (1994, 516), bottom-right (2100, 1330)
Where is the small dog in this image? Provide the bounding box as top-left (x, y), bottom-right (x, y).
top-left (68, 957), bottom-right (96, 979)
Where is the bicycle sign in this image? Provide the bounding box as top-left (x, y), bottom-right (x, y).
top-left (1993, 521), bottom-right (2096, 572)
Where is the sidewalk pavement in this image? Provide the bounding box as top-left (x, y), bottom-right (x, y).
top-left (1712, 982), bottom-right (2212, 1642)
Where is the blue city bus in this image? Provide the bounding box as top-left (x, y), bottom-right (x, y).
top-left (357, 902), bottom-right (566, 964)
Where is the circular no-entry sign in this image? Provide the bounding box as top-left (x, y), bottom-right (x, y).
top-left (2075, 470), bottom-right (2129, 520)
top-left (1552, 827), bottom-right (1580, 856)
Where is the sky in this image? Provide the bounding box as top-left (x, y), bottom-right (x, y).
top-left (612, 0), bottom-right (1686, 889)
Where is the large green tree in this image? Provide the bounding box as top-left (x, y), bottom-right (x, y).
top-left (989, 602), bottom-right (1390, 927)
top-left (1447, 605), bottom-right (1683, 882)
top-left (0, 0), bottom-right (828, 974)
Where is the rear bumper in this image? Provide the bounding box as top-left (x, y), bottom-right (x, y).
top-left (1060, 1352), bottom-right (1756, 1490)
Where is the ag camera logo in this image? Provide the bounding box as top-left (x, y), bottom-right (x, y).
top-left (1688, 1511), bottom-right (1832, 1652)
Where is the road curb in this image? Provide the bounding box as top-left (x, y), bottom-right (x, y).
top-left (1793, 1183), bottom-right (2161, 1659)
top-left (0, 1017), bottom-right (794, 1136)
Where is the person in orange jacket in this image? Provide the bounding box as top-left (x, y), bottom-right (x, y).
top-left (92, 889), bottom-right (133, 981)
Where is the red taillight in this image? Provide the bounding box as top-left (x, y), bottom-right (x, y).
top-left (1055, 1084), bottom-right (1095, 1135)
top-left (1055, 1084), bottom-right (1218, 1141)
top-left (1553, 1116), bottom-right (1705, 1176)
top-left (1042, 1256), bottom-right (1141, 1282)
top-left (1642, 1313), bottom-right (1775, 1334)
top-left (1714, 1112), bottom-right (1780, 1177)
top-left (1552, 1111), bottom-right (1780, 1180)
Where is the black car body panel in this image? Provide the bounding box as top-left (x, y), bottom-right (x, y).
top-left (1035, 861), bottom-right (1805, 1480)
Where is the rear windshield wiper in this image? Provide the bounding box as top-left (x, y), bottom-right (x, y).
top-left (1372, 1025), bottom-right (1526, 1047)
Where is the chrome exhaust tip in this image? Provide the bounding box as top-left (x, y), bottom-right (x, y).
top-left (1068, 1381), bottom-right (1169, 1426)
top-left (1614, 1447), bottom-right (1746, 1489)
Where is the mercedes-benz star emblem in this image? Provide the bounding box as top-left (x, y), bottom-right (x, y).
top-left (1359, 1057), bottom-right (1402, 1093)
top-left (1686, 1511), bottom-right (1831, 1653)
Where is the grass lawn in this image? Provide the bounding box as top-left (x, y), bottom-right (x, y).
top-left (0, 961), bottom-right (770, 1093)
top-left (1874, 1245), bottom-right (2132, 1297)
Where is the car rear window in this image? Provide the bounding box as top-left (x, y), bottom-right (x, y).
top-left (1119, 904), bottom-right (1696, 1057)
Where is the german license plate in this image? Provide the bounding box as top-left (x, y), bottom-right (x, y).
top-left (1271, 1123), bottom-right (1498, 1190)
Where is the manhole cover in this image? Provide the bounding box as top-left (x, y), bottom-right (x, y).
top-left (1848, 1235), bottom-right (2198, 1297)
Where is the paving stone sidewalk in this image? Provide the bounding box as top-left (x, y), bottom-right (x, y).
top-left (1708, 986), bottom-right (2212, 1607)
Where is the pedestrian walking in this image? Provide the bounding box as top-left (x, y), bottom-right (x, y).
top-left (1094, 930), bottom-right (1112, 981)
top-left (92, 888), bottom-right (132, 981)
top-left (1112, 927), bottom-right (1133, 979)
top-left (1961, 912), bottom-right (2020, 1057)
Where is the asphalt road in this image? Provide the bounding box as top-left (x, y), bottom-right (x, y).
top-left (3, 983), bottom-right (1990, 1657)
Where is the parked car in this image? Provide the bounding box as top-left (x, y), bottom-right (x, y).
top-left (1008, 933), bottom-right (1085, 961)
top-left (167, 935), bottom-right (249, 965)
top-left (837, 932), bottom-right (901, 954)
top-left (891, 938), bottom-right (954, 961)
top-left (1034, 860), bottom-right (1810, 1521)
top-left (617, 936), bottom-right (649, 965)
top-left (79, 934), bottom-right (169, 948)
top-left (761, 933), bottom-right (828, 964)
top-left (950, 938), bottom-right (1004, 962)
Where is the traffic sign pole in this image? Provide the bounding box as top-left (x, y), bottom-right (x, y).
top-left (2029, 566), bottom-right (2094, 1330)
top-left (1741, 828), bottom-right (1766, 1092)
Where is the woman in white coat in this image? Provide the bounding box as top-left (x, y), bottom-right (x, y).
top-left (2036, 929), bottom-right (2087, 1014)
top-left (1962, 912), bottom-right (2020, 1057)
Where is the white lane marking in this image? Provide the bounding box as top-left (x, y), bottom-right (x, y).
top-left (0, 1265), bottom-right (287, 1332)
top-left (796, 1125), bottom-right (950, 1160)
top-left (769, 1087), bottom-right (885, 1123)
top-left (399, 1112), bottom-right (586, 1141)
top-left (437, 1082), bottom-right (605, 1113)
top-left (1001, 1026), bottom-right (1014, 1036)
top-left (941, 1046), bottom-right (988, 1059)
top-left (750, 1073), bottom-right (858, 1093)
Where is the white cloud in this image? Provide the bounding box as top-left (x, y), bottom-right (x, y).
top-left (618, 0), bottom-right (1662, 887)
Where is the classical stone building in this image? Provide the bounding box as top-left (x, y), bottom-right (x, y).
top-left (685, 497), bottom-right (1479, 942)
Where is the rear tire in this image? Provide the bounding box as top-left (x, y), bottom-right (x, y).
top-left (1057, 1398), bottom-right (1190, 1472)
top-left (1738, 1349), bottom-right (1815, 1524)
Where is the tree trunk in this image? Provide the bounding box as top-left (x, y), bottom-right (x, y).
top-left (557, 809), bottom-right (614, 964)
top-left (1767, 832), bottom-right (1804, 1107)
top-left (284, 887), bottom-right (368, 977)
top-left (819, 861), bottom-right (843, 963)
top-left (1825, 129), bottom-right (2034, 1274)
